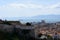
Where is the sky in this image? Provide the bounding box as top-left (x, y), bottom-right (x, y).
top-left (0, 0), bottom-right (60, 18)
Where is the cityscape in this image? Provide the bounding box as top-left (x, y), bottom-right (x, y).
top-left (0, 0), bottom-right (60, 40)
top-left (0, 19), bottom-right (60, 40)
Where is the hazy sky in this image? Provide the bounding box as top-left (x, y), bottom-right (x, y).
top-left (0, 0), bottom-right (60, 18)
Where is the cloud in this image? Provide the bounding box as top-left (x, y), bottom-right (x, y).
top-left (9, 3), bottom-right (28, 8)
top-left (0, 3), bottom-right (60, 17)
top-left (0, 3), bottom-right (60, 9)
top-left (46, 3), bottom-right (60, 9)
top-left (0, 3), bottom-right (43, 9)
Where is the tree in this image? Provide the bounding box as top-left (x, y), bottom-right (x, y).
top-left (3, 20), bottom-right (11, 25)
top-left (26, 22), bottom-right (31, 26)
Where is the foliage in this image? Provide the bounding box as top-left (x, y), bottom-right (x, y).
top-left (3, 21), bottom-right (11, 25)
top-left (0, 29), bottom-right (60, 40)
top-left (26, 22), bottom-right (31, 26)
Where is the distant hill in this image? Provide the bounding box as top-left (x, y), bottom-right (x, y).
top-left (2, 15), bottom-right (60, 23)
top-left (30, 15), bottom-right (60, 23)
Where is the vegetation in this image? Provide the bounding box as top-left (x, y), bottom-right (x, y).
top-left (0, 20), bottom-right (60, 40)
top-left (3, 21), bottom-right (11, 25)
top-left (0, 28), bottom-right (60, 40)
top-left (26, 22), bottom-right (31, 26)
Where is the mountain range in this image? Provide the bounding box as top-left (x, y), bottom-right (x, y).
top-left (3, 15), bottom-right (60, 23)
